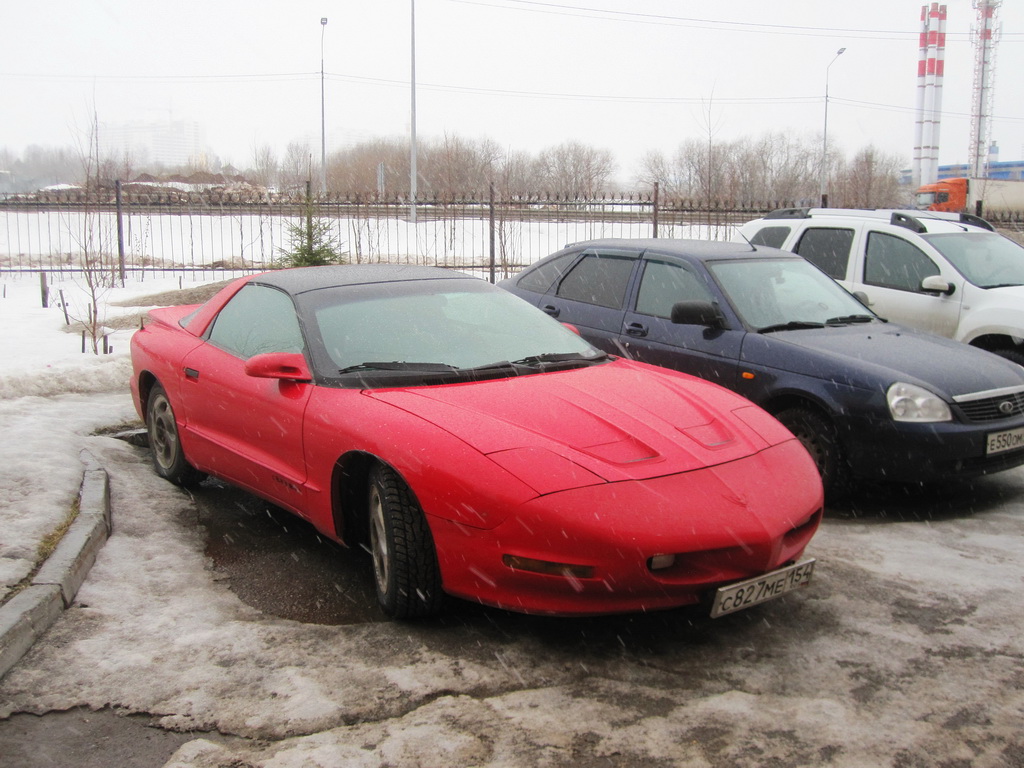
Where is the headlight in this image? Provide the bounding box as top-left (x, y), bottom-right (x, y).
top-left (887, 382), bottom-right (952, 422)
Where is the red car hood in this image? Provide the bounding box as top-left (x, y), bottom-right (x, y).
top-left (367, 360), bottom-right (794, 494)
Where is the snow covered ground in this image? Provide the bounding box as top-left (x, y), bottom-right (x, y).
top-left (1, 269), bottom-right (1023, 767)
top-left (0, 272), bottom-right (209, 599)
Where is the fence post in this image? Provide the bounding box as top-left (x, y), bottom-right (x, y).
top-left (115, 180), bottom-right (126, 285)
top-left (306, 180), bottom-right (314, 250)
top-left (39, 271), bottom-right (49, 308)
top-left (652, 182), bottom-right (660, 239)
top-left (488, 182), bottom-right (496, 283)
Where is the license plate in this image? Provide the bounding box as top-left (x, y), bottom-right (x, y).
top-left (986, 427), bottom-right (1024, 455)
top-left (710, 559), bottom-right (815, 618)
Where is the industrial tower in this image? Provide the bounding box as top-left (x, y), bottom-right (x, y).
top-left (967, 0), bottom-right (1001, 178)
top-left (913, 4), bottom-right (946, 189)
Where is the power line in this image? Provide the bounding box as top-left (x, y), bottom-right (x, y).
top-left (7, 69), bottom-right (1021, 125)
top-left (451, 0), bottom-right (1024, 41)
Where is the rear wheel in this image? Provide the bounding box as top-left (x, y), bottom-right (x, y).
top-left (775, 406), bottom-right (847, 498)
top-left (367, 463), bottom-right (443, 618)
top-left (146, 383), bottom-right (205, 487)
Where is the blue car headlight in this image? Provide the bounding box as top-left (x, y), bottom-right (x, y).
top-left (887, 382), bottom-right (952, 422)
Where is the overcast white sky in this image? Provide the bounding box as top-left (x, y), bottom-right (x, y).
top-left (2, 0), bottom-right (1023, 183)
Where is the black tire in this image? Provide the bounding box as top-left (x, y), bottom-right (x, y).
top-left (992, 347), bottom-right (1024, 367)
top-left (775, 406), bottom-right (847, 498)
top-left (146, 383), bottom-right (205, 487)
top-left (367, 463), bottom-right (443, 619)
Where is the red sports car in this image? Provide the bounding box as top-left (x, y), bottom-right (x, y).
top-left (130, 265), bottom-right (823, 619)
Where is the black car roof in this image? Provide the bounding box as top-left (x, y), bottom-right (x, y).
top-left (562, 238), bottom-right (795, 262)
top-left (250, 264), bottom-right (476, 295)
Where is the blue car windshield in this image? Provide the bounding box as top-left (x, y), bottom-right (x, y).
top-left (922, 232), bottom-right (1024, 288)
top-left (708, 258), bottom-right (874, 331)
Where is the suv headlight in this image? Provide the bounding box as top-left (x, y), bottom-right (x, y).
top-left (887, 382), bottom-right (952, 422)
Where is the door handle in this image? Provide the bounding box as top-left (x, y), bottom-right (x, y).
top-left (184, 367), bottom-right (200, 380)
top-left (541, 304), bottom-right (560, 318)
top-left (625, 322), bottom-right (648, 338)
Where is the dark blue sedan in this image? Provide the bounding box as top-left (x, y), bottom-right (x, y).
top-left (499, 239), bottom-right (1024, 495)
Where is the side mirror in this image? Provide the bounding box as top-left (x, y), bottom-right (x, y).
top-left (245, 352), bottom-right (312, 382)
top-left (921, 275), bottom-right (955, 296)
top-left (670, 300), bottom-right (725, 329)
top-left (561, 322), bottom-right (582, 336)
top-left (852, 290), bottom-right (872, 307)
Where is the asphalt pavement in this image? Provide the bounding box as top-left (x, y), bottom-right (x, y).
top-left (2, 433), bottom-right (1024, 768)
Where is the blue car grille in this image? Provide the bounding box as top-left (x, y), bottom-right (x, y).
top-left (955, 389), bottom-right (1024, 423)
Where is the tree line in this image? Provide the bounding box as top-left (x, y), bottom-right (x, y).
top-left (2, 130), bottom-right (909, 208)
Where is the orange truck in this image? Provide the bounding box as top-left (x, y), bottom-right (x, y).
top-left (916, 177), bottom-right (1024, 214)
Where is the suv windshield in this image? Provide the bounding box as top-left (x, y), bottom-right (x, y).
top-left (922, 231), bottom-right (1024, 288)
top-left (708, 258), bottom-right (875, 331)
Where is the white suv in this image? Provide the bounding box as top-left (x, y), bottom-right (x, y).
top-left (738, 208), bottom-right (1024, 364)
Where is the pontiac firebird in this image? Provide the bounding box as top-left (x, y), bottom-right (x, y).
top-left (130, 265), bottom-right (823, 619)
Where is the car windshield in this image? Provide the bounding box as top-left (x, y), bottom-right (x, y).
top-left (707, 258), bottom-right (875, 332)
top-left (300, 279), bottom-right (604, 384)
top-left (922, 231), bottom-right (1024, 288)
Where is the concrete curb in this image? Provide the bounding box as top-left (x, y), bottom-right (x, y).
top-left (0, 462), bottom-right (111, 681)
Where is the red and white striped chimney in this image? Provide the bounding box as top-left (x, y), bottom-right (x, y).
top-left (913, 4), bottom-right (947, 188)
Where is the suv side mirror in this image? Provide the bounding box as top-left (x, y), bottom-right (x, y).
top-left (671, 300), bottom-right (725, 329)
top-left (921, 276), bottom-right (955, 296)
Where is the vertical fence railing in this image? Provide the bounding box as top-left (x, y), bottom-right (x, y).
top-left (0, 189), bottom-right (787, 280)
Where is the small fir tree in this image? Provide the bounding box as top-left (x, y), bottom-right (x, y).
top-left (278, 186), bottom-right (346, 268)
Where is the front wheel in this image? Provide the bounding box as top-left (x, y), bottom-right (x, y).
top-left (775, 406), bottom-right (847, 498)
top-left (146, 383), bottom-right (205, 487)
top-left (367, 463), bottom-right (443, 618)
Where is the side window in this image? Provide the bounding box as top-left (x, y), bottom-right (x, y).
top-left (517, 251), bottom-right (578, 294)
top-left (864, 232), bottom-right (940, 292)
top-left (207, 284), bottom-right (304, 359)
top-left (748, 226), bottom-right (791, 249)
top-left (635, 260), bottom-right (713, 318)
top-left (556, 253), bottom-right (635, 309)
top-left (793, 227), bottom-right (854, 279)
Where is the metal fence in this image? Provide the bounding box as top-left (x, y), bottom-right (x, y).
top-left (0, 189), bottom-right (779, 282)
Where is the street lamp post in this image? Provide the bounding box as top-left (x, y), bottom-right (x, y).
top-left (409, 0), bottom-right (417, 222)
top-left (320, 17), bottom-right (328, 195)
top-left (820, 47), bottom-right (846, 208)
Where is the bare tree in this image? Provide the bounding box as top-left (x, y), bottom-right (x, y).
top-left (326, 138), bottom-right (408, 198)
top-left (250, 144), bottom-right (278, 190)
top-left (280, 141), bottom-right (313, 193)
top-left (494, 148), bottom-right (541, 198)
top-left (62, 114), bottom-right (118, 354)
top-left (639, 132), bottom-right (827, 205)
top-left (420, 134), bottom-right (502, 199)
top-left (832, 146), bottom-right (909, 209)
top-left (536, 141), bottom-right (615, 197)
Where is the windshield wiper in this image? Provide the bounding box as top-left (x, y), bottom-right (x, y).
top-left (825, 314), bottom-right (875, 325)
top-left (510, 352), bottom-right (609, 366)
top-left (757, 321), bottom-right (825, 334)
top-left (338, 361), bottom-right (458, 374)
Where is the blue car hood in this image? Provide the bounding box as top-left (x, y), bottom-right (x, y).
top-left (741, 322), bottom-right (1024, 398)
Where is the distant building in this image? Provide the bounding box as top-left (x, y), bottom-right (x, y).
top-left (902, 142), bottom-right (1024, 185)
top-left (901, 159), bottom-right (1024, 186)
top-left (98, 119), bottom-right (208, 169)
